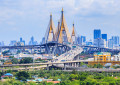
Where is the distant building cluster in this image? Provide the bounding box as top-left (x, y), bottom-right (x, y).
top-left (70, 29), bottom-right (120, 49)
top-left (29, 36), bottom-right (38, 45)
top-left (93, 29), bottom-right (119, 49)
top-left (0, 41), bottom-right (4, 46)
top-left (9, 36), bottom-right (38, 46)
top-left (0, 9), bottom-right (119, 49)
top-left (1, 28), bottom-right (119, 49)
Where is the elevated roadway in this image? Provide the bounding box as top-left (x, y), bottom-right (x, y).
top-left (0, 60), bottom-right (89, 67)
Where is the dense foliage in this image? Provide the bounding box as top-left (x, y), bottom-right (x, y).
top-left (16, 71), bottom-right (30, 81)
top-left (19, 57), bottom-right (33, 64)
top-left (11, 58), bottom-right (18, 64)
top-left (0, 70), bottom-right (120, 85)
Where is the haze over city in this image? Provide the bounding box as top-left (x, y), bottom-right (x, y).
top-left (0, 0), bottom-right (120, 45)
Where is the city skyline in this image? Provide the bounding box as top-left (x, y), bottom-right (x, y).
top-left (0, 0), bottom-right (120, 45)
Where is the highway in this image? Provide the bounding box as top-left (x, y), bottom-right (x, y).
top-left (0, 65), bottom-right (49, 71)
top-left (0, 60), bottom-right (89, 67)
top-left (54, 64), bottom-right (120, 72)
top-left (54, 46), bottom-right (83, 62)
top-left (1, 64), bottom-right (120, 72)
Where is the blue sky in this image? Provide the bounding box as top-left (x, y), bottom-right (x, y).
top-left (0, 0), bottom-right (120, 45)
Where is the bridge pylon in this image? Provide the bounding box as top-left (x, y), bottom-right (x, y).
top-left (71, 22), bottom-right (77, 44)
top-left (45, 13), bottom-right (56, 43)
top-left (55, 20), bottom-right (60, 41)
top-left (56, 8), bottom-right (71, 44)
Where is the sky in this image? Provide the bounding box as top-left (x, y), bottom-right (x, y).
top-left (0, 0), bottom-right (120, 45)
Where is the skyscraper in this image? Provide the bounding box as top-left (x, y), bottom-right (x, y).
top-left (94, 29), bottom-right (101, 39)
top-left (19, 37), bottom-right (25, 45)
top-left (81, 36), bottom-right (86, 43)
top-left (0, 41), bottom-right (4, 46)
top-left (20, 37), bottom-right (22, 42)
top-left (76, 35), bottom-right (86, 45)
top-left (76, 36), bottom-right (81, 45)
top-left (112, 36), bottom-right (119, 46)
top-left (41, 37), bottom-right (45, 44)
top-left (108, 39), bottom-right (113, 49)
top-left (29, 36), bottom-right (38, 45)
top-left (86, 40), bottom-right (93, 46)
top-left (94, 38), bottom-right (106, 48)
top-left (9, 40), bottom-right (17, 46)
top-left (102, 34), bottom-right (107, 41)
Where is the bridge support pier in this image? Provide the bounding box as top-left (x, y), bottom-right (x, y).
top-left (76, 62), bottom-right (79, 67)
top-left (71, 63), bottom-right (72, 66)
top-left (47, 64), bottom-right (49, 70)
top-left (64, 63), bottom-right (66, 70)
top-left (75, 62), bottom-right (76, 67)
top-left (25, 66), bottom-right (27, 71)
top-left (69, 63), bottom-right (72, 66)
top-left (71, 63), bottom-right (74, 67)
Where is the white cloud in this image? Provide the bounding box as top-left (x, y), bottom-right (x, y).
top-left (0, 0), bottom-right (120, 21)
top-left (0, 0), bottom-right (120, 44)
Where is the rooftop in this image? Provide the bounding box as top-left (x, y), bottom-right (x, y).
top-left (94, 52), bottom-right (111, 56)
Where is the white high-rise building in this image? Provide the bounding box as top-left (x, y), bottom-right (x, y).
top-left (94, 38), bottom-right (106, 48)
top-left (108, 39), bottom-right (113, 49)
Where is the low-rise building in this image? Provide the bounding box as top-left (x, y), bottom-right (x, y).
top-left (94, 52), bottom-right (111, 61)
top-left (14, 53), bottom-right (42, 59)
top-left (114, 53), bottom-right (120, 61)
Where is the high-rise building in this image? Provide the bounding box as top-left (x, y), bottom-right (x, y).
top-left (19, 37), bottom-right (25, 45)
top-left (0, 41), bottom-right (4, 46)
top-left (76, 35), bottom-right (86, 45)
top-left (86, 40), bottom-right (93, 46)
top-left (94, 38), bottom-right (106, 48)
top-left (29, 36), bottom-right (38, 45)
top-left (102, 34), bottom-right (108, 47)
top-left (102, 34), bottom-right (107, 41)
top-left (81, 36), bottom-right (86, 43)
top-left (76, 36), bottom-right (81, 45)
top-left (94, 29), bottom-right (101, 39)
top-left (112, 36), bottom-right (119, 46)
top-left (20, 37), bottom-right (22, 42)
top-left (41, 37), bottom-right (45, 44)
top-left (108, 39), bottom-right (113, 49)
top-left (9, 40), bottom-right (17, 46)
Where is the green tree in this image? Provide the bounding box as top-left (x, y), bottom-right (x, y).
top-left (78, 75), bottom-right (87, 81)
top-left (80, 81), bottom-right (86, 85)
top-left (0, 71), bottom-right (4, 79)
top-left (109, 81), bottom-right (116, 85)
top-left (38, 70), bottom-right (45, 77)
top-left (93, 63), bottom-right (103, 68)
top-left (6, 70), bottom-right (12, 73)
top-left (71, 69), bottom-right (78, 74)
top-left (80, 62), bottom-right (86, 66)
top-left (11, 58), bottom-right (18, 64)
top-left (70, 80), bottom-right (80, 85)
top-left (9, 56), bottom-right (14, 59)
top-left (100, 82), bottom-right (109, 85)
top-left (69, 74), bottom-right (78, 81)
top-left (116, 79), bottom-right (120, 85)
top-left (94, 73), bottom-right (104, 79)
top-left (28, 82), bottom-right (37, 85)
top-left (19, 57), bottom-right (33, 64)
top-left (16, 71), bottom-right (30, 81)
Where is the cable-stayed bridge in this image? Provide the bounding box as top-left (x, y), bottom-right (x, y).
top-left (0, 8), bottom-right (120, 57)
